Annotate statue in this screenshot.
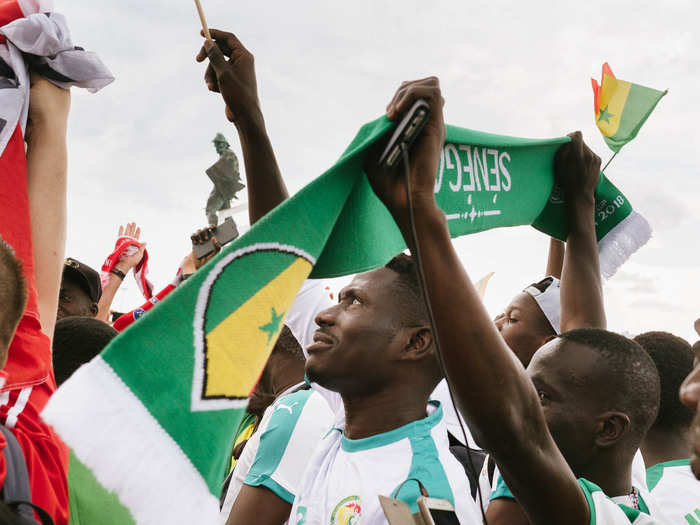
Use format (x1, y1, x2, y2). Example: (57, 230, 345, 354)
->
(205, 133, 246, 226)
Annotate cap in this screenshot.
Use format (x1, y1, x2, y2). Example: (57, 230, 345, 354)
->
(212, 133, 229, 147)
(63, 258, 102, 303)
(524, 276, 561, 335)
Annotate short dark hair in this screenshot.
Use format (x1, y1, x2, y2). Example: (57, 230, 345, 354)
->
(0, 239, 27, 352)
(559, 328, 660, 448)
(272, 325, 305, 361)
(634, 331, 694, 432)
(52, 317, 117, 385)
(384, 253, 428, 326)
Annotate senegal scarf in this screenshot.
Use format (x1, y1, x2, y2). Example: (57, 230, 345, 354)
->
(42, 116, 650, 525)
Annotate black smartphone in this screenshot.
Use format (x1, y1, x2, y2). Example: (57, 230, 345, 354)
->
(378, 98, 431, 170)
(192, 217, 239, 260)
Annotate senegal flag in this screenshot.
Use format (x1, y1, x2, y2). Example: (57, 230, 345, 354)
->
(591, 62, 666, 153)
(42, 115, 649, 525)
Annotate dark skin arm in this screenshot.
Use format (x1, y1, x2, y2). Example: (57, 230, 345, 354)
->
(197, 30, 288, 225)
(225, 485, 291, 525)
(487, 498, 531, 525)
(545, 238, 565, 279)
(557, 133, 605, 332)
(365, 78, 589, 525)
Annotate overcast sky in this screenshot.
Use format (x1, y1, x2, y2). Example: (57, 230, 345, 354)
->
(58, 0, 698, 341)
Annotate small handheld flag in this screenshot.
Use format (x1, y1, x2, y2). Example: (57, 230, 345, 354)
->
(591, 62, 667, 153)
(194, 0, 211, 40)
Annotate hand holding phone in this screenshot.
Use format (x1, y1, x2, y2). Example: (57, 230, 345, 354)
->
(417, 497, 460, 525)
(192, 217, 239, 260)
(378, 98, 431, 170)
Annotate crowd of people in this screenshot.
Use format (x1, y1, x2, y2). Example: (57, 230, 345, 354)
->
(0, 22, 698, 525)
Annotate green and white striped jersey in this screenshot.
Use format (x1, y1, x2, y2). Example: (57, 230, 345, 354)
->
(646, 459, 700, 524)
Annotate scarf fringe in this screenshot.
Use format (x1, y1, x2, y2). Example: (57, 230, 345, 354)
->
(598, 210, 652, 279)
(41, 357, 219, 525)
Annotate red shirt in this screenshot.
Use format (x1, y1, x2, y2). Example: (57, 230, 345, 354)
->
(0, 124, 69, 524)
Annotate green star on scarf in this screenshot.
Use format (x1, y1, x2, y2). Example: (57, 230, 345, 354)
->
(598, 105, 614, 123)
(259, 306, 285, 343)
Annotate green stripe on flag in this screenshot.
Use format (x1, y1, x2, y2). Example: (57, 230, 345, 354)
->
(604, 83, 666, 152)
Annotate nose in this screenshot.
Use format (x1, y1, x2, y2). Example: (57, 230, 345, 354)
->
(494, 313, 505, 332)
(314, 303, 338, 328)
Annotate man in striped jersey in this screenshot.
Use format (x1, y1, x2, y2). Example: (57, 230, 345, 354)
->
(365, 77, 670, 524)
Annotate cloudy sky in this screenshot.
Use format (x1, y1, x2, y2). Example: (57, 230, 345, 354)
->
(58, 0, 698, 341)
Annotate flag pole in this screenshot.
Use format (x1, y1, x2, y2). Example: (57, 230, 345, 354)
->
(602, 151, 618, 172)
(194, 0, 212, 40)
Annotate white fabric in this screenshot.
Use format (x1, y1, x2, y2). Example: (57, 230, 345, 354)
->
(631, 449, 648, 491)
(219, 388, 333, 524)
(289, 402, 481, 525)
(524, 276, 561, 334)
(647, 461, 700, 524)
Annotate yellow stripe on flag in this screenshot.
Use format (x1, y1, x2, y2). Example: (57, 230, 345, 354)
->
(597, 75, 631, 137)
(203, 257, 313, 398)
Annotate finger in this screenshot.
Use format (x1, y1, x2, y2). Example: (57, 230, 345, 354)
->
(204, 63, 220, 93)
(390, 82, 441, 120)
(204, 40, 229, 76)
(211, 237, 222, 252)
(387, 77, 439, 118)
(209, 29, 246, 54)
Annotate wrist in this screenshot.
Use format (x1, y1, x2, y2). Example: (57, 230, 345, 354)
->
(110, 267, 126, 281)
(113, 262, 131, 274)
(234, 106, 265, 134)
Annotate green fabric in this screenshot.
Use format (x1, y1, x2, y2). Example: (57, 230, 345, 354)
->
(48, 116, 646, 521)
(646, 458, 690, 491)
(67, 450, 135, 525)
(489, 473, 514, 501)
(604, 83, 666, 153)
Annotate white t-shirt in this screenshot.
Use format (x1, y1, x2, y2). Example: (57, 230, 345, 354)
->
(219, 386, 333, 522)
(289, 401, 482, 525)
(646, 459, 700, 524)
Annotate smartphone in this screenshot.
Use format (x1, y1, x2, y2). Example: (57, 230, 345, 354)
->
(192, 217, 239, 259)
(417, 497, 460, 525)
(378, 98, 431, 170)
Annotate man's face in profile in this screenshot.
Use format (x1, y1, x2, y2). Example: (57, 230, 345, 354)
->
(305, 268, 403, 397)
(57, 277, 96, 320)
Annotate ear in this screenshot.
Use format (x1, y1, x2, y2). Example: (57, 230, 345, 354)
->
(90, 302, 99, 317)
(593, 411, 630, 448)
(399, 327, 434, 361)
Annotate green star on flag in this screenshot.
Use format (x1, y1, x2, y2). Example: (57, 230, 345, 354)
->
(598, 105, 613, 123)
(260, 307, 285, 343)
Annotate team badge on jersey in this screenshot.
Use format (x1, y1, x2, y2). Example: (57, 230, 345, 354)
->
(330, 496, 362, 524)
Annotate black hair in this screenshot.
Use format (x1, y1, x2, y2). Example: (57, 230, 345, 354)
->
(271, 325, 305, 361)
(0, 239, 27, 352)
(52, 316, 118, 385)
(559, 328, 660, 448)
(634, 331, 694, 432)
(384, 253, 428, 326)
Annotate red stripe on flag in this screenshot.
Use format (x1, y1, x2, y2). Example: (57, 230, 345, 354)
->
(0, 0, 23, 27)
(591, 78, 600, 115)
(602, 62, 615, 80)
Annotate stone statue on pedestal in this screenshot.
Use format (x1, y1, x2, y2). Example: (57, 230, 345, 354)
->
(205, 133, 245, 226)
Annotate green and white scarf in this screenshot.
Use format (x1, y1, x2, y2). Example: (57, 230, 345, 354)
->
(42, 116, 650, 525)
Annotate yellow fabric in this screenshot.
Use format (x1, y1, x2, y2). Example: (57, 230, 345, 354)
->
(204, 258, 312, 398)
(229, 422, 255, 472)
(597, 75, 631, 137)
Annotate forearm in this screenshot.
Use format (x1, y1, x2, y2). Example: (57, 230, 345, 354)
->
(26, 123, 68, 338)
(236, 112, 288, 225)
(96, 274, 123, 322)
(400, 201, 545, 451)
(560, 197, 605, 332)
(545, 238, 565, 279)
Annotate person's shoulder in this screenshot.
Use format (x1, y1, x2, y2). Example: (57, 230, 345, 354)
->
(577, 479, 662, 524)
(646, 459, 692, 492)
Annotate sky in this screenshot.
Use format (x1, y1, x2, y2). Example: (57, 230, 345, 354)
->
(58, 0, 699, 341)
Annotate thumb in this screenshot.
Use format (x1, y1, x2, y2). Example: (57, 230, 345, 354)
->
(205, 40, 228, 74)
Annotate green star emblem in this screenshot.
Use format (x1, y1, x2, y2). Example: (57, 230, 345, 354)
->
(598, 105, 614, 124)
(259, 306, 285, 343)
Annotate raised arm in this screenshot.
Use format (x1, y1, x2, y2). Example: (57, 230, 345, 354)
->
(25, 75, 71, 338)
(365, 79, 588, 525)
(557, 133, 605, 332)
(545, 238, 565, 279)
(197, 30, 288, 225)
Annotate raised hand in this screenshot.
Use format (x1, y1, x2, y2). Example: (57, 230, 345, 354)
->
(554, 131, 601, 202)
(182, 226, 222, 275)
(364, 77, 446, 235)
(196, 29, 261, 127)
(115, 222, 146, 274)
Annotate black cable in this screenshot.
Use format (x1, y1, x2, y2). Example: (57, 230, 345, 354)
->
(399, 143, 488, 524)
